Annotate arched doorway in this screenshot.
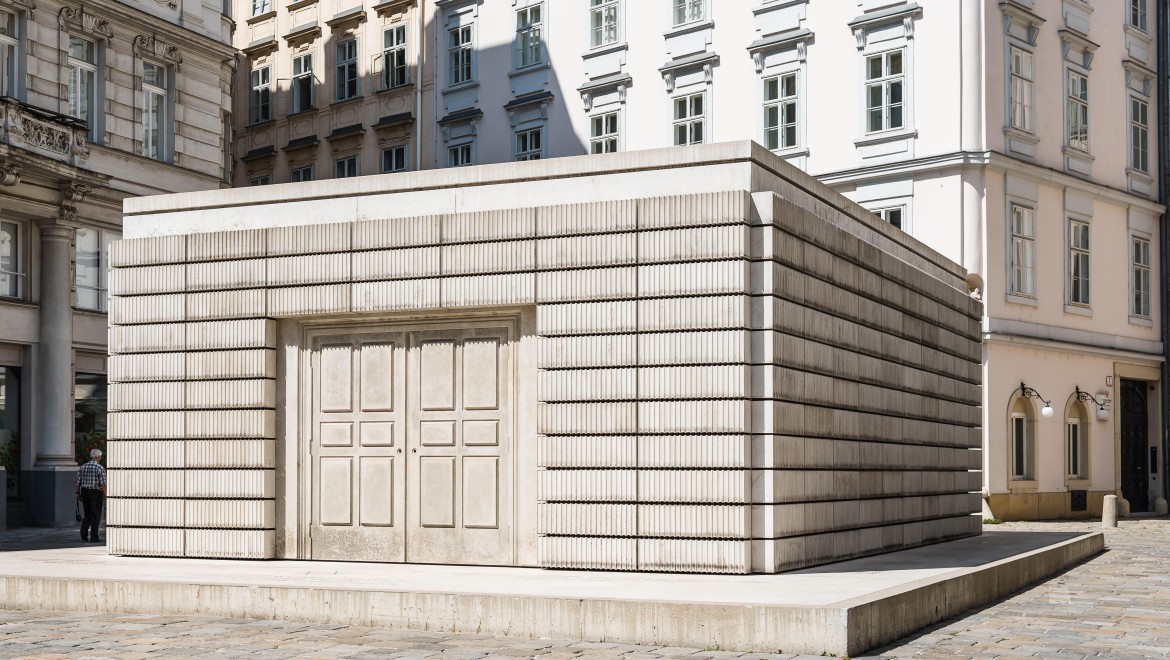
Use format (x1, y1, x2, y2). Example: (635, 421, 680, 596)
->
(1120, 379, 1149, 513)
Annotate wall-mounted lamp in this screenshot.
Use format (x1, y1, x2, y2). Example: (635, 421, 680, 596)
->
(1019, 381, 1054, 417)
(1075, 386, 1109, 421)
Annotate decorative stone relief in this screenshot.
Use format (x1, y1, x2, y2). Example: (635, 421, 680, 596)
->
(58, 6, 114, 45)
(133, 34, 184, 70)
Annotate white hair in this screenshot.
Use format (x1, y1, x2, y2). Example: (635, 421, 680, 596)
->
(90, 448, 103, 459)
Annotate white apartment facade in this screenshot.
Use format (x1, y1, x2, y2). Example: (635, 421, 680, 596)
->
(0, 0, 235, 527)
(231, 0, 1165, 519)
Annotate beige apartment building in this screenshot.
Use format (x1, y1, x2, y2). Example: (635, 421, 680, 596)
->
(0, 0, 234, 527)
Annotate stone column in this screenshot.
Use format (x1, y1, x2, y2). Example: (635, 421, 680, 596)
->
(29, 220, 77, 527)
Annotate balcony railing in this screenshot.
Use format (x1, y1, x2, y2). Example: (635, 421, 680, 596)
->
(0, 96, 91, 167)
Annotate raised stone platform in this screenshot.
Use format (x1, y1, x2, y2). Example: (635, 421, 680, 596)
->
(0, 526, 1103, 656)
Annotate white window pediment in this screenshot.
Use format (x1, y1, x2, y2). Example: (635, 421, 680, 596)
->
(848, 2, 920, 50)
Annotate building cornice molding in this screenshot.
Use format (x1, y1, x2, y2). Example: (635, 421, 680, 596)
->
(983, 323, 1164, 364)
(57, 5, 114, 45)
(133, 33, 184, 70)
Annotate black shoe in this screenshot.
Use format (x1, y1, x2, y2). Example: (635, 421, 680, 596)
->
(90, 537, 104, 543)
(81, 534, 89, 542)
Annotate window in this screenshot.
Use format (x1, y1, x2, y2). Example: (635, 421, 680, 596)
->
(381, 145, 407, 173)
(382, 26, 408, 89)
(0, 365, 20, 498)
(1010, 204, 1036, 297)
(250, 66, 271, 123)
(68, 36, 98, 140)
(515, 128, 542, 161)
(251, 0, 269, 16)
(0, 220, 21, 298)
(248, 175, 271, 186)
(141, 62, 168, 161)
(335, 155, 358, 178)
(290, 164, 314, 182)
(1067, 419, 1083, 479)
(1011, 413, 1028, 479)
(448, 143, 472, 167)
(590, 0, 618, 48)
(448, 25, 473, 85)
(516, 5, 543, 68)
(764, 73, 797, 150)
(291, 53, 313, 113)
(1009, 46, 1033, 132)
(1066, 71, 1088, 151)
(673, 92, 704, 145)
(1131, 98, 1149, 174)
(336, 39, 358, 101)
(590, 111, 619, 154)
(73, 372, 107, 466)
(75, 226, 118, 312)
(865, 49, 904, 133)
(1068, 219, 1090, 306)
(672, 0, 704, 27)
(0, 10, 18, 99)
(1130, 0, 1147, 31)
(1133, 236, 1151, 318)
(874, 206, 905, 231)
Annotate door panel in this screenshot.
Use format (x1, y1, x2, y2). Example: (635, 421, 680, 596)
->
(1120, 379, 1149, 513)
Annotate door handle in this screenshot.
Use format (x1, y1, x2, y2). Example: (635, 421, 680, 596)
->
(412, 448, 417, 453)
(397, 448, 402, 454)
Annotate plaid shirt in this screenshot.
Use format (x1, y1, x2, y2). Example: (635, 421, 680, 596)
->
(76, 460, 106, 490)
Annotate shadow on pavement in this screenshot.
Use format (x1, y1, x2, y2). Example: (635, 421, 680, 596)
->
(0, 524, 106, 551)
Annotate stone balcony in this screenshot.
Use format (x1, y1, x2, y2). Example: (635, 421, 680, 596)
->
(0, 96, 91, 168)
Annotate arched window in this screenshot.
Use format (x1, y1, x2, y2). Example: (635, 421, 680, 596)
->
(1066, 399, 1089, 480)
(1009, 396, 1035, 480)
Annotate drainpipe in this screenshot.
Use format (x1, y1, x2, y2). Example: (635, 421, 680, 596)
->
(1159, 0, 1170, 503)
(415, 0, 424, 171)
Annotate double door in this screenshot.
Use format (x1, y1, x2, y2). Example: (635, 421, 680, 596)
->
(309, 324, 513, 565)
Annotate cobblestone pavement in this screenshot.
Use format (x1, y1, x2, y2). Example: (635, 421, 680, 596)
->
(0, 519, 1167, 659)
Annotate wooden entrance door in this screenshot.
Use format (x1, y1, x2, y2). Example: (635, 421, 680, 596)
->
(1120, 379, 1149, 513)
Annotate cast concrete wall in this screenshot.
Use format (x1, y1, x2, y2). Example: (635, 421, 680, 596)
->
(109, 143, 982, 572)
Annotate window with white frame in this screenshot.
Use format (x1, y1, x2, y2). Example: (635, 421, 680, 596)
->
(864, 49, 904, 133)
(448, 25, 473, 85)
(382, 25, 408, 89)
(671, 0, 704, 27)
(1009, 46, 1034, 132)
(590, 0, 618, 48)
(590, 111, 619, 154)
(1131, 97, 1149, 174)
(1067, 417, 1084, 479)
(290, 164, 313, 182)
(1011, 412, 1029, 479)
(1010, 204, 1036, 297)
(249, 174, 271, 186)
(0, 10, 18, 99)
(75, 226, 118, 312)
(291, 53, 313, 113)
(251, 0, 269, 16)
(336, 39, 358, 101)
(335, 155, 358, 178)
(515, 4, 543, 69)
(874, 206, 905, 231)
(1132, 235, 1151, 318)
(1068, 219, 1090, 306)
(0, 220, 22, 299)
(68, 36, 98, 140)
(1130, 0, 1147, 31)
(515, 127, 542, 161)
(1066, 70, 1089, 151)
(141, 62, 168, 161)
(448, 142, 473, 167)
(250, 65, 271, 123)
(764, 72, 797, 150)
(673, 92, 704, 145)
(381, 145, 407, 172)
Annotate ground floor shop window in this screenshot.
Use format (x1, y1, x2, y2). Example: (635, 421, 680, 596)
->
(74, 372, 106, 465)
(0, 366, 19, 498)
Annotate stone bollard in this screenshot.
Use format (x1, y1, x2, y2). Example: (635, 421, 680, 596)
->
(1119, 497, 1131, 518)
(1156, 497, 1169, 516)
(1102, 494, 1118, 528)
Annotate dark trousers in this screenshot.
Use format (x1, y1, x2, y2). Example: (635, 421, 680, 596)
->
(80, 488, 104, 540)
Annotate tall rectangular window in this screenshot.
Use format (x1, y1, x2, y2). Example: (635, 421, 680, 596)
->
(764, 73, 797, 150)
(515, 5, 543, 69)
(291, 53, 313, 113)
(382, 26, 407, 89)
(1130, 0, 1147, 31)
(75, 226, 118, 312)
(1131, 97, 1149, 173)
(334, 155, 358, 178)
(1010, 204, 1036, 297)
(0, 220, 21, 298)
(448, 25, 473, 85)
(1012, 414, 1027, 479)
(590, 0, 618, 48)
(251, 0, 269, 16)
(1133, 236, 1151, 318)
(673, 92, 704, 145)
(142, 62, 167, 161)
(515, 128, 542, 161)
(672, 0, 704, 27)
(336, 39, 358, 101)
(1009, 46, 1033, 132)
(590, 111, 618, 154)
(0, 10, 17, 99)
(1067, 71, 1089, 151)
(448, 143, 472, 167)
(865, 49, 904, 133)
(290, 164, 313, 182)
(249, 175, 271, 186)
(0, 366, 20, 498)
(68, 36, 97, 140)
(1067, 420, 1082, 479)
(1069, 219, 1090, 306)
(250, 66, 271, 123)
(381, 145, 407, 172)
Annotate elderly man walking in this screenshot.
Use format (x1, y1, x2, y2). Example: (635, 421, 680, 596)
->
(75, 449, 106, 543)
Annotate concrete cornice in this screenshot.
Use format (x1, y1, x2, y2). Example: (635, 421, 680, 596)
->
(984, 317, 1164, 362)
(64, 0, 236, 62)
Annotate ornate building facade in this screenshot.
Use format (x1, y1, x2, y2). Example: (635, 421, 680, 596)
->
(0, 0, 234, 526)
